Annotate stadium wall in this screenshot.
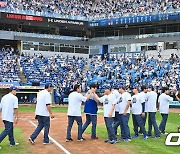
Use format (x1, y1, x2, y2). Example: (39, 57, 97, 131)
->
(22, 50, 89, 58)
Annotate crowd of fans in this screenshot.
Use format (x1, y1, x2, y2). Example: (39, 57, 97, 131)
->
(88, 54, 179, 93)
(0, 47, 179, 103)
(1, 0, 179, 19)
(0, 47, 20, 82)
(20, 53, 87, 103)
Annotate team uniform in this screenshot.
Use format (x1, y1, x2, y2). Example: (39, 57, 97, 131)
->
(146, 91, 160, 137)
(0, 93, 18, 145)
(118, 92, 131, 141)
(138, 91, 147, 133)
(131, 93, 148, 139)
(82, 90, 98, 139)
(66, 91, 87, 140)
(99, 93, 117, 143)
(111, 89, 121, 135)
(158, 93, 173, 134)
(30, 89, 52, 144)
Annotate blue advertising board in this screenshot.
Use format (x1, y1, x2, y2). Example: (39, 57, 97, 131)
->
(88, 12, 180, 27)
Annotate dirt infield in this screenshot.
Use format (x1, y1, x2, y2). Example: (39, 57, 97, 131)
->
(169, 108, 180, 113)
(0, 113, 130, 154)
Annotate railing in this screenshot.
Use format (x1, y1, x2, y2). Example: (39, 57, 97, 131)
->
(89, 32, 180, 42)
(0, 30, 84, 41)
(0, 7, 179, 21)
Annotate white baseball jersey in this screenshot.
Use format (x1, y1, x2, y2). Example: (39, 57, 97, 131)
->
(0, 93, 18, 122)
(131, 93, 144, 115)
(158, 93, 173, 114)
(111, 89, 121, 112)
(68, 91, 87, 116)
(118, 92, 131, 114)
(146, 91, 157, 112)
(139, 91, 147, 112)
(35, 89, 51, 116)
(99, 93, 117, 117)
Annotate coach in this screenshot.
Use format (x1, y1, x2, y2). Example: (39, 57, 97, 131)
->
(29, 83, 54, 145)
(66, 84, 94, 142)
(0, 86, 19, 148)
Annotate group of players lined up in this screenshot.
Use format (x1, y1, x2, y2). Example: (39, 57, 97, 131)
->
(66, 83, 180, 144)
(0, 83, 180, 148)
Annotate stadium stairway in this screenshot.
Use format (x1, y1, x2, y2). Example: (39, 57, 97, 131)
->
(17, 60, 28, 83)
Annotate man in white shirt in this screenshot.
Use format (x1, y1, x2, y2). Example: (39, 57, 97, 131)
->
(94, 85, 117, 144)
(112, 85, 121, 136)
(66, 84, 94, 142)
(131, 86, 148, 140)
(158, 87, 173, 134)
(118, 85, 131, 142)
(146, 85, 160, 138)
(29, 83, 54, 145)
(0, 86, 19, 148)
(139, 85, 147, 134)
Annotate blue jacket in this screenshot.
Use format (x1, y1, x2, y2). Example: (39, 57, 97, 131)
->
(84, 99, 98, 115)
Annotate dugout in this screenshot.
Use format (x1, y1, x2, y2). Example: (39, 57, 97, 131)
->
(0, 83, 54, 104)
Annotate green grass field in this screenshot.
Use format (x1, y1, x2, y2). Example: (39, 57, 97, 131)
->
(0, 128, 31, 154)
(85, 112, 180, 154)
(2, 106, 180, 154)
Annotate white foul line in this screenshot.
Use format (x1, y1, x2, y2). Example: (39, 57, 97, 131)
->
(29, 120, 71, 154)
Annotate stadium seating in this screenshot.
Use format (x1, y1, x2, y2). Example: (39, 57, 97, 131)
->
(0, 48, 20, 82)
(20, 54, 86, 90)
(88, 55, 180, 91)
(1, 0, 179, 19)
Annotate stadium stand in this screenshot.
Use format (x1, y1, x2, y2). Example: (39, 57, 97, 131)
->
(88, 54, 180, 92)
(20, 53, 87, 90)
(0, 0, 179, 19)
(0, 47, 20, 82)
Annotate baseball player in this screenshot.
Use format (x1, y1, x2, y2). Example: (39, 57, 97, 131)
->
(112, 85, 121, 136)
(131, 86, 148, 140)
(0, 86, 19, 148)
(158, 87, 173, 134)
(139, 85, 148, 134)
(82, 83, 98, 139)
(117, 85, 131, 142)
(66, 84, 94, 142)
(94, 85, 117, 144)
(146, 85, 160, 138)
(29, 83, 54, 145)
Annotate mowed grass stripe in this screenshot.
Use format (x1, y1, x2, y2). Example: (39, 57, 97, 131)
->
(0, 128, 31, 154)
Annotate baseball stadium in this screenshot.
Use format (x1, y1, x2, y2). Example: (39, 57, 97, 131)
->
(0, 0, 179, 154)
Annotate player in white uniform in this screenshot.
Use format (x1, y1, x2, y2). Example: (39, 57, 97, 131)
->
(139, 85, 147, 134)
(112, 85, 121, 136)
(94, 85, 117, 144)
(158, 87, 173, 134)
(117, 86, 131, 142)
(0, 86, 19, 148)
(146, 85, 160, 138)
(66, 84, 94, 142)
(29, 83, 54, 145)
(131, 86, 148, 140)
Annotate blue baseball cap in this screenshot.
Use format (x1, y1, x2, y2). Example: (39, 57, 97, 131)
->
(104, 85, 111, 90)
(9, 86, 18, 91)
(45, 83, 53, 89)
(148, 84, 153, 89)
(119, 85, 126, 90)
(132, 85, 140, 91)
